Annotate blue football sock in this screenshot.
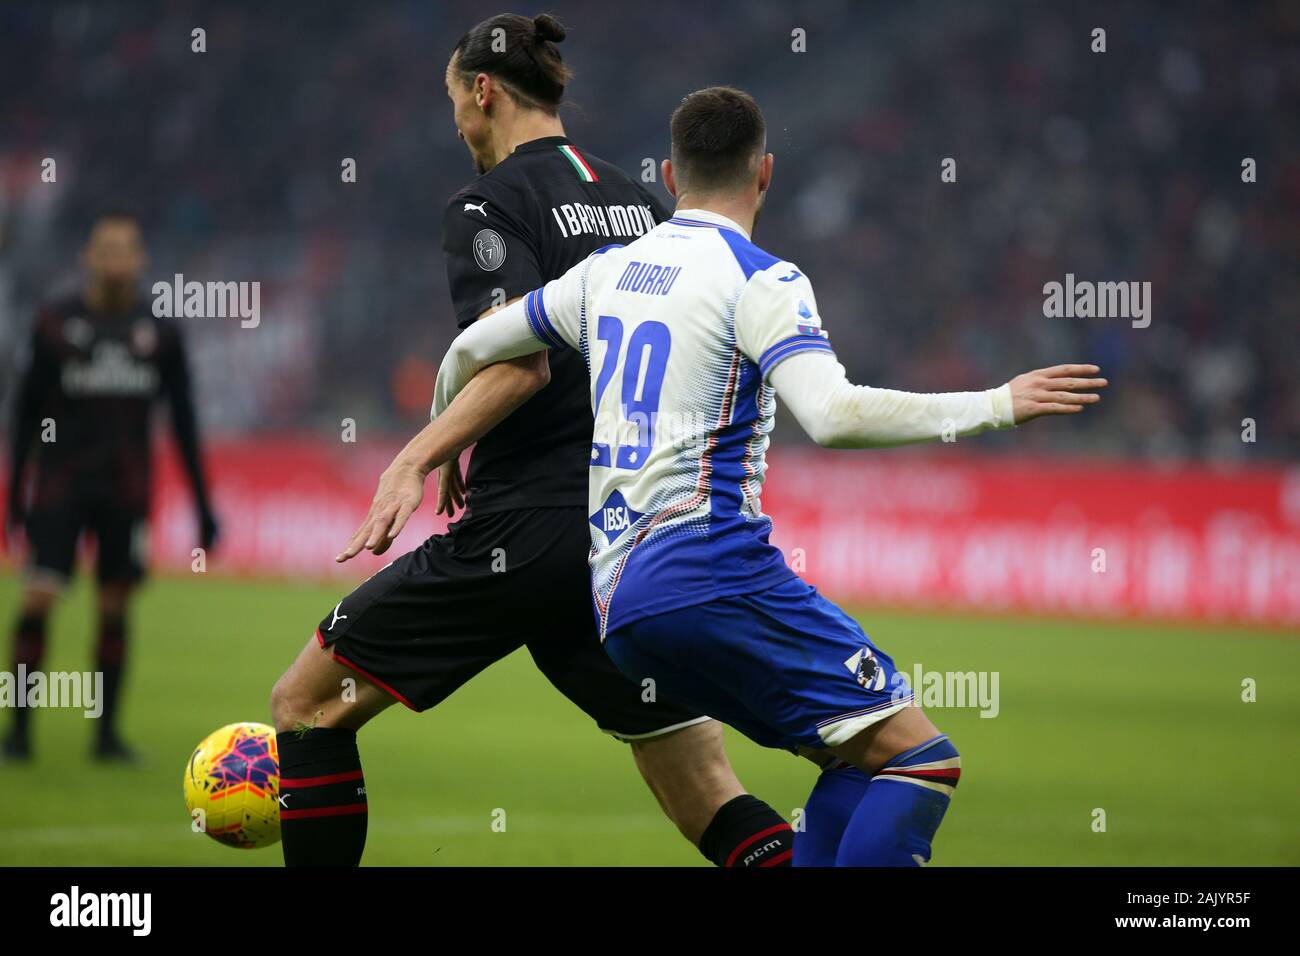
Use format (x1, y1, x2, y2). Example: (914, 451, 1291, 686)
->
(835, 734, 962, 866)
(794, 761, 872, 866)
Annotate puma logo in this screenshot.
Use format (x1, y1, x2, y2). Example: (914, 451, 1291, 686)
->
(328, 602, 348, 631)
(464, 201, 489, 217)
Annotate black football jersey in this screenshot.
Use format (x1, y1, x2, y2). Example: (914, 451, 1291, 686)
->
(442, 135, 670, 515)
(9, 295, 197, 511)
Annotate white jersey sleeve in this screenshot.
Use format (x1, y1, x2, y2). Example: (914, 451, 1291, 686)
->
(733, 261, 835, 381)
(770, 351, 1015, 447)
(524, 259, 586, 352)
(430, 257, 590, 419)
(430, 297, 542, 418)
(733, 259, 1015, 447)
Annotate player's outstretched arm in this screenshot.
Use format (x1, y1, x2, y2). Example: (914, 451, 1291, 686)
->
(429, 356, 550, 518)
(770, 352, 1106, 448)
(335, 296, 549, 563)
(334, 421, 445, 563)
(431, 297, 553, 519)
(334, 364, 549, 562)
(429, 296, 547, 418)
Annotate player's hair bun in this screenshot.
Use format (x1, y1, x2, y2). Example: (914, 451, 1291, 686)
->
(533, 14, 566, 43)
(455, 13, 571, 112)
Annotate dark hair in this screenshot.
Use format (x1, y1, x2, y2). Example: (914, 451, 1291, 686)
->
(87, 205, 142, 233)
(669, 87, 766, 193)
(452, 13, 572, 115)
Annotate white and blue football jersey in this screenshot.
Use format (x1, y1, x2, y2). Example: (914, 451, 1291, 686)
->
(521, 208, 836, 637)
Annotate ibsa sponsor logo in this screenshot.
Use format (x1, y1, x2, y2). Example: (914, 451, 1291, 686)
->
(589, 489, 643, 542)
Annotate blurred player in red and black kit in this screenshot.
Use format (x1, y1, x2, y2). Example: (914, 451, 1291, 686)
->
(3, 210, 218, 762)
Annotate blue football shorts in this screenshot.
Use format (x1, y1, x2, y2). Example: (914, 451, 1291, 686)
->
(602, 576, 915, 751)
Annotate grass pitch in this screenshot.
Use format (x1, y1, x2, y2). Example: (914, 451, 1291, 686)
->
(0, 572, 1295, 866)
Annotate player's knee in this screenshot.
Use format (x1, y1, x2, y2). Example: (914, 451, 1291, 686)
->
(920, 733, 960, 770)
(96, 583, 133, 617)
(878, 732, 962, 795)
(269, 668, 323, 733)
(20, 587, 57, 616)
(268, 674, 295, 732)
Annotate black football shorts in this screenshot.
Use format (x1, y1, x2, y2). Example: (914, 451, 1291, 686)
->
(25, 498, 148, 586)
(316, 506, 710, 741)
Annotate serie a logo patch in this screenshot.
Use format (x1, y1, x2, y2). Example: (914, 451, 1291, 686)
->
(795, 299, 826, 337)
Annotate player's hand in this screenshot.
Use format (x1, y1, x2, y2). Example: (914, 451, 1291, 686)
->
(198, 507, 220, 552)
(1008, 365, 1108, 424)
(337, 462, 426, 562)
(435, 459, 467, 518)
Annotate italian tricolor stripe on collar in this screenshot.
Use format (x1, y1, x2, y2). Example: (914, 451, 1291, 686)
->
(558, 144, 599, 182)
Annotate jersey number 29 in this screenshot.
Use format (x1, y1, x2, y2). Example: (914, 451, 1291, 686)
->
(591, 314, 671, 470)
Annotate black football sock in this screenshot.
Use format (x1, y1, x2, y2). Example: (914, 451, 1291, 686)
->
(94, 611, 127, 745)
(698, 794, 794, 867)
(276, 727, 368, 866)
(9, 611, 49, 744)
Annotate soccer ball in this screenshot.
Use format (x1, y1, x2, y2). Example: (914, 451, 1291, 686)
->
(183, 721, 281, 849)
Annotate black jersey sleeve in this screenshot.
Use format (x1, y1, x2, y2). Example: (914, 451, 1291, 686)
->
(6, 312, 57, 515)
(442, 189, 545, 329)
(157, 322, 211, 515)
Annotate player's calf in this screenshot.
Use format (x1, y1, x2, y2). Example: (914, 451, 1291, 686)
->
(794, 760, 872, 866)
(92, 581, 134, 760)
(629, 720, 742, 843)
(269, 634, 393, 866)
(3, 591, 54, 759)
(827, 708, 962, 866)
(630, 720, 795, 867)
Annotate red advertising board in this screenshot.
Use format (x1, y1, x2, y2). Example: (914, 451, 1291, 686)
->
(8, 437, 1299, 627)
(762, 451, 1300, 627)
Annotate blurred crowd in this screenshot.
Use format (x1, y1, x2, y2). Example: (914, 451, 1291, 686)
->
(1, 0, 1296, 461)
